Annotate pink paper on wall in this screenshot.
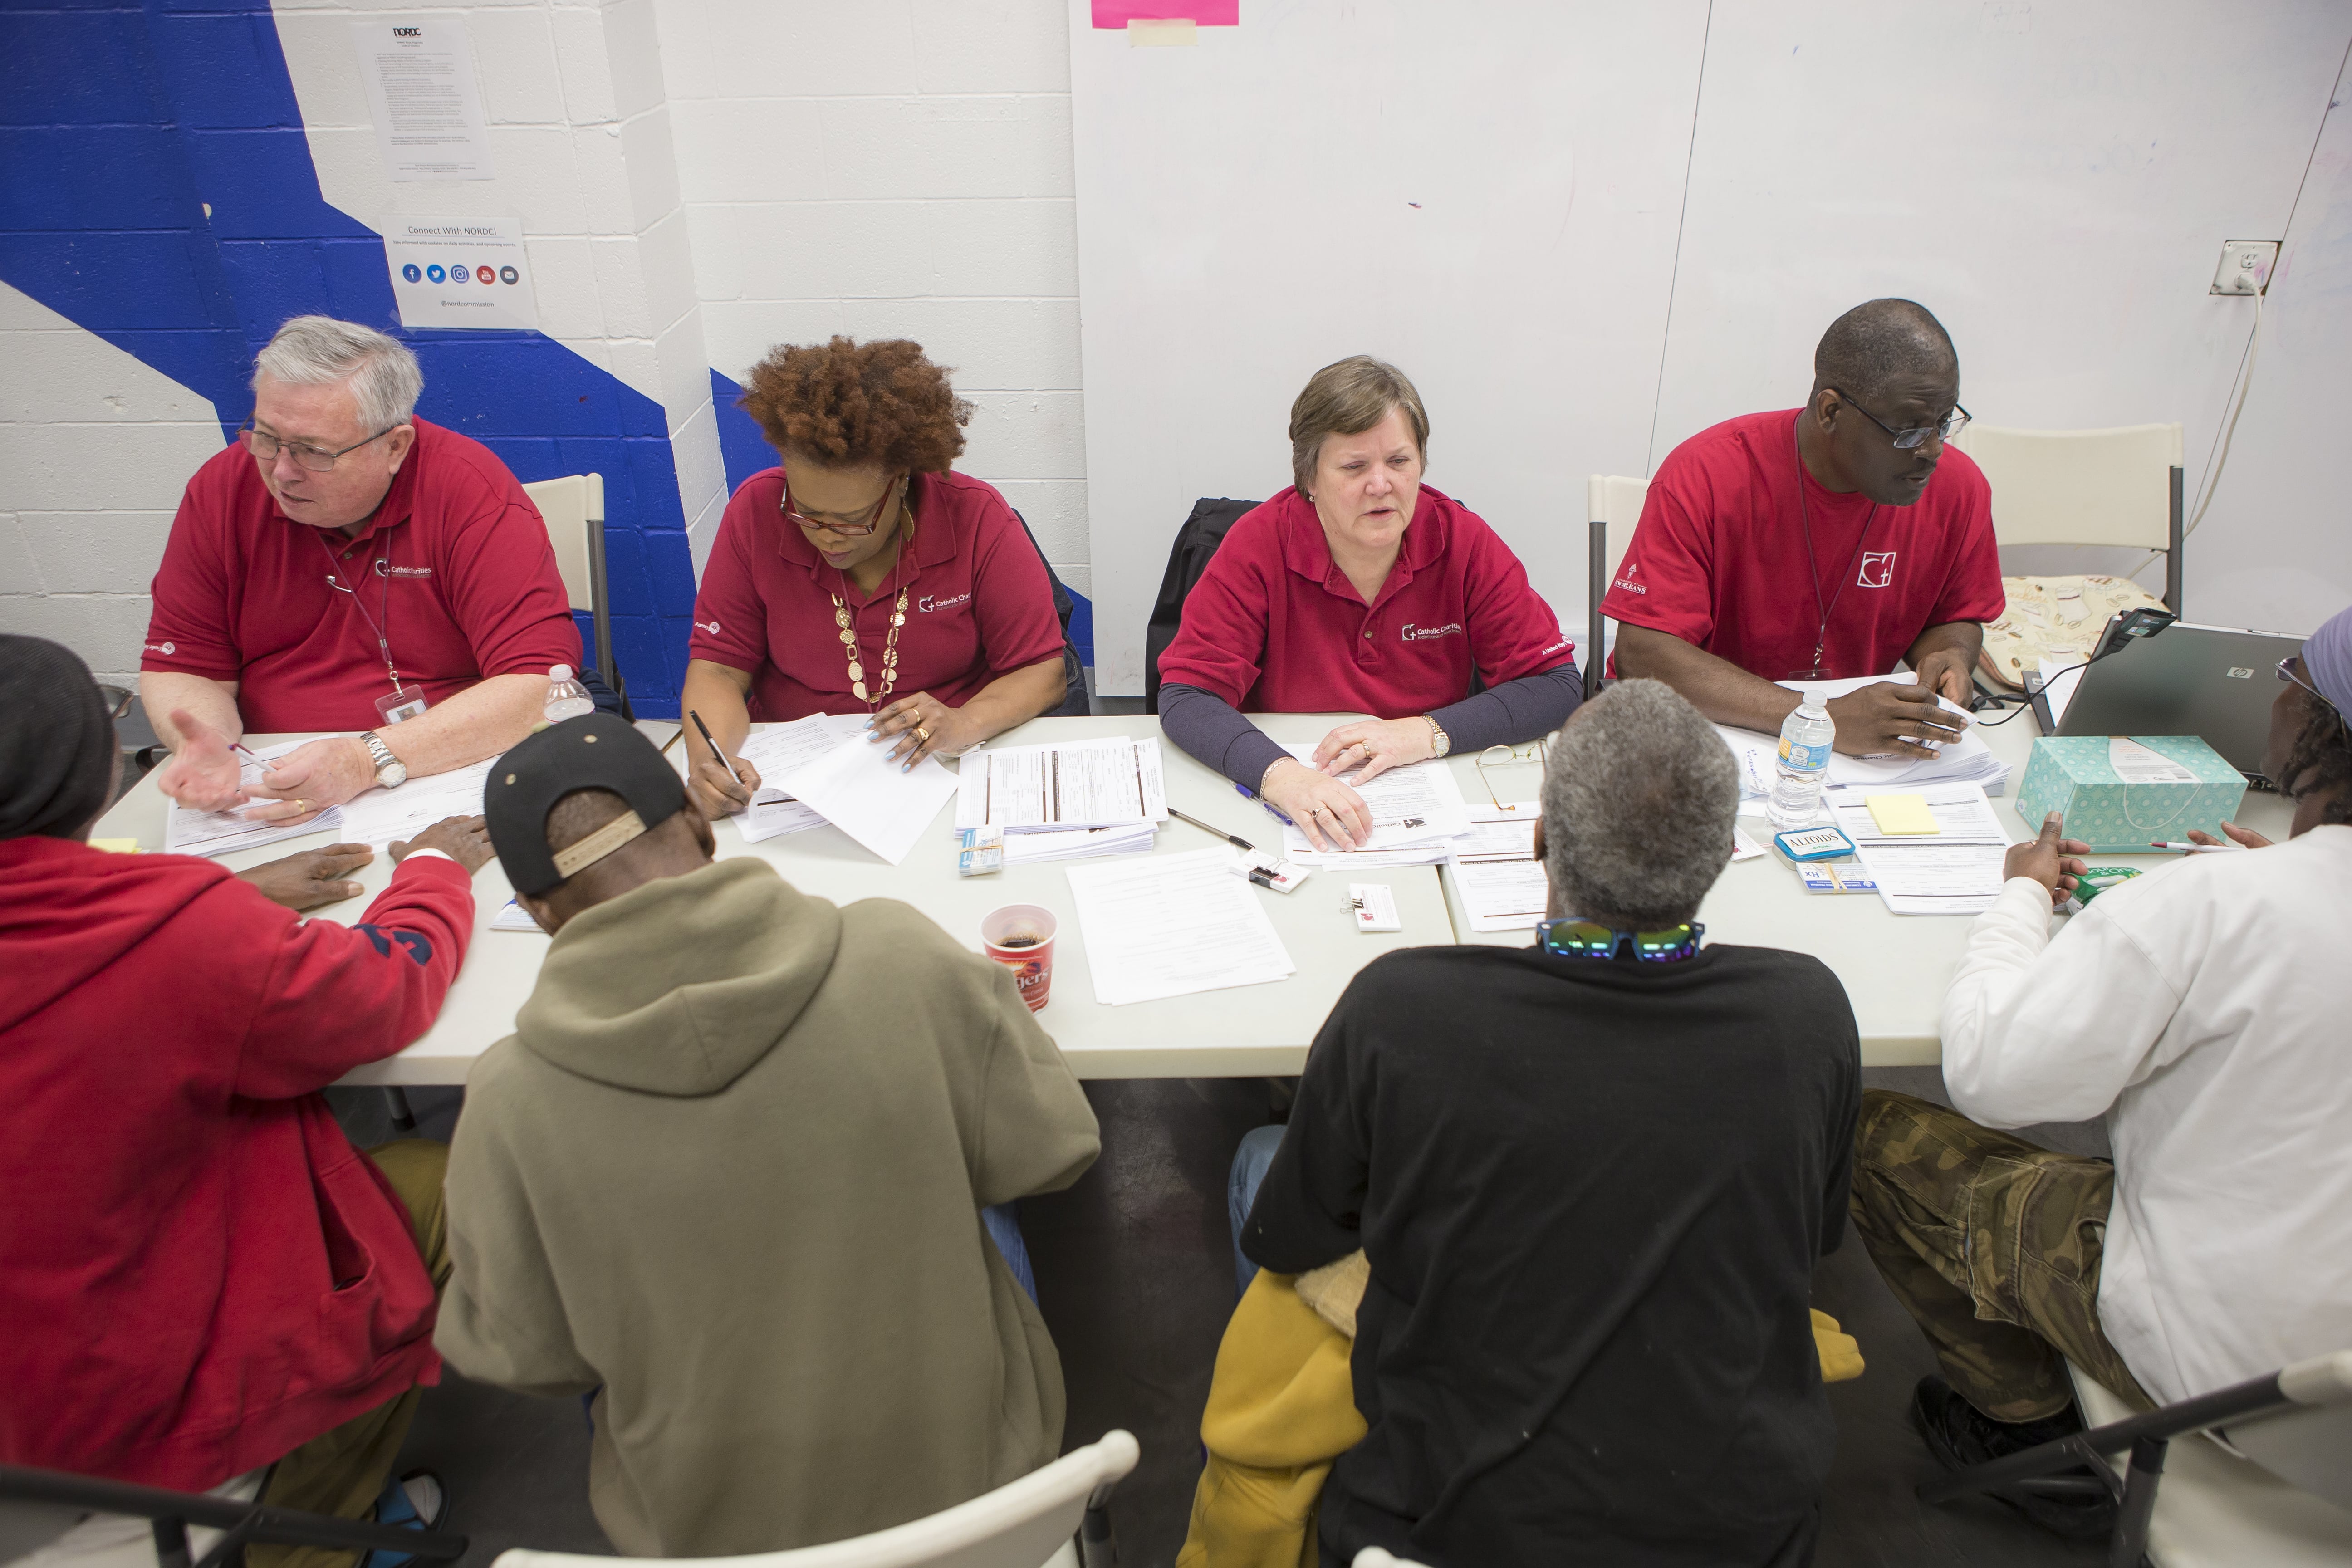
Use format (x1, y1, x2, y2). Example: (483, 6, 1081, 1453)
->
(1092, 1, 1238, 25)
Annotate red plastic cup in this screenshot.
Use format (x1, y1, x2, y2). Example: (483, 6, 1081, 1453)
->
(981, 904, 1057, 1012)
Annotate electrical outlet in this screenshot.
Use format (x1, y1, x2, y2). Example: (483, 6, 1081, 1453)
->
(2212, 239, 2279, 296)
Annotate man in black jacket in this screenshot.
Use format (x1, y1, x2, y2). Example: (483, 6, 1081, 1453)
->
(1238, 678, 1860, 1567)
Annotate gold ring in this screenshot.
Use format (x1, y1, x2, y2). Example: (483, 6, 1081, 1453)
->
(295, 798, 310, 813)
(916, 725, 932, 743)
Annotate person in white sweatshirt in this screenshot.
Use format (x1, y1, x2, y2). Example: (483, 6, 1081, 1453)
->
(1851, 603, 2352, 1540)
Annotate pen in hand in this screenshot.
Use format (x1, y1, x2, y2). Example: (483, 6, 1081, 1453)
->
(687, 710, 745, 788)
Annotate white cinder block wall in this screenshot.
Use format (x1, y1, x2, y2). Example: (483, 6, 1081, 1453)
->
(276, 0, 732, 552)
(653, 0, 1091, 594)
(0, 284, 227, 689)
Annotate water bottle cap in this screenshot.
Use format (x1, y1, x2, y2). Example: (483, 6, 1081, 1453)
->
(549, 664, 573, 681)
(1798, 686, 1828, 712)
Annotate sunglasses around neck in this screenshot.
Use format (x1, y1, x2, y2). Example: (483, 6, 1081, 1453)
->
(1535, 918, 1705, 963)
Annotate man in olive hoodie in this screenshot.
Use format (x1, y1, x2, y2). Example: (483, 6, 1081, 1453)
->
(435, 714, 1101, 1555)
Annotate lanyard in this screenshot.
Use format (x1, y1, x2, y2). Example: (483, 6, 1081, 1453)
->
(1792, 416, 1879, 679)
(318, 532, 409, 696)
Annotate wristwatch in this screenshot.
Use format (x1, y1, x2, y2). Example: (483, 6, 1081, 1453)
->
(360, 730, 407, 789)
(1423, 716, 1451, 759)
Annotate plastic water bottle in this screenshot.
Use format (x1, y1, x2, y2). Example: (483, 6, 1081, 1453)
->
(543, 664, 593, 724)
(1767, 688, 1835, 830)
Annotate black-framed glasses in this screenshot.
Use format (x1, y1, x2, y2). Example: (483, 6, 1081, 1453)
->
(784, 475, 903, 537)
(239, 420, 396, 473)
(1536, 918, 1705, 963)
(1830, 391, 1971, 451)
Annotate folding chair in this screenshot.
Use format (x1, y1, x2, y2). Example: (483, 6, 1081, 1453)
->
(1920, 1349, 2352, 1567)
(521, 474, 625, 711)
(1948, 423, 2186, 616)
(1583, 475, 1646, 700)
(492, 1429, 1139, 1568)
(0, 1462, 464, 1568)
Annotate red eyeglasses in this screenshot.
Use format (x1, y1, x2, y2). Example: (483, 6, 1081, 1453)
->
(782, 476, 904, 537)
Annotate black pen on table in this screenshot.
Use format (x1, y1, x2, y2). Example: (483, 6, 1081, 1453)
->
(686, 710, 745, 788)
(1169, 807, 1255, 853)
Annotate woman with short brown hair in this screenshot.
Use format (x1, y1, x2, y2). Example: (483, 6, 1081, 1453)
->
(1158, 355, 1582, 850)
(681, 337, 1069, 819)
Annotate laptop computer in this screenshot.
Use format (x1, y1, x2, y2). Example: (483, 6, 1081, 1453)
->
(2048, 621, 2305, 784)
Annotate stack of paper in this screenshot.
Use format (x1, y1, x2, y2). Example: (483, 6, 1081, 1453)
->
(956, 737, 1169, 832)
(340, 757, 495, 848)
(1066, 848, 1296, 1005)
(1002, 823, 1158, 863)
(1825, 782, 2014, 916)
(770, 727, 959, 866)
(735, 715, 869, 843)
(1716, 676, 2012, 800)
(163, 740, 346, 858)
(1277, 746, 1475, 866)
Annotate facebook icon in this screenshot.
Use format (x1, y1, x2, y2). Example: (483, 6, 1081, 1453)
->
(401, 263, 421, 283)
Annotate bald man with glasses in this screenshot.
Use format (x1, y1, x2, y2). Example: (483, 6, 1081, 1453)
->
(144, 316, 583, 827)
(1605, 298, 2005, 759)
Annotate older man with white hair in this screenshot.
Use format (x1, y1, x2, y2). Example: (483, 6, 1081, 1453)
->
(144, 315, 582, 823)
(1231, 680, 1862, 1568)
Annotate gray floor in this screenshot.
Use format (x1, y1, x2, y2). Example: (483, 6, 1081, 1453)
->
(365, 1069, 2112, 1568)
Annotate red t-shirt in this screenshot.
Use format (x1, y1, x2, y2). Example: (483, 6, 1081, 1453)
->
(1155, 486, 1575, 716)
(142, 420, 582, 731)
(689, 468, 1066, 721)
(1601, 409, 2005, 681)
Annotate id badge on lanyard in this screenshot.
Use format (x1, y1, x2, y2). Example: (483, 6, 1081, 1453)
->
(376, 684, 429, 725)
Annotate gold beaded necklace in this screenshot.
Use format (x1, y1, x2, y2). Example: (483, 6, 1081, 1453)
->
(832, 480, 912, 708)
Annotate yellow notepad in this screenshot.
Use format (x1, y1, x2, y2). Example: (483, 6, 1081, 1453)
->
(89, 838, 141, 854)
(1866, 794, 1940, 836)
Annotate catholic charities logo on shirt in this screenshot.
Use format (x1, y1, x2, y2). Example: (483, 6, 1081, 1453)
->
(1858, 551, 1897, 588)
(386, 564, 433, 578)
(1401, 622, 1463, 642)
(147, 642, 176, 656)
(918, 592, 971, 613)
(697, 618, 720, 636)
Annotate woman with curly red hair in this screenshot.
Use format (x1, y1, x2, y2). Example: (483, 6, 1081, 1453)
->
(681, 338, 1070, 818)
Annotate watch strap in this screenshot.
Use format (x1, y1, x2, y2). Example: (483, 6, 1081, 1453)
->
(1423, 716, 1450, 758)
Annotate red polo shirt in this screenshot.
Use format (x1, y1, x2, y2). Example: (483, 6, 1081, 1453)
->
(1155, 486, 1574, 716)
(689, 467, 1065, 721)
(1602, 409, 2005, 681)
(142, 420, 581, 732)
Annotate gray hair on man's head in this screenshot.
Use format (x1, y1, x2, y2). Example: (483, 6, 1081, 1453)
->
(251, 315, 423, 432)
(1540, 679, 1739, 930)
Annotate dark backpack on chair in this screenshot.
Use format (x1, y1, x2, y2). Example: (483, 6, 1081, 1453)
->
(1145, 497, 1259, 714)
(1010, 509, 1092, 717)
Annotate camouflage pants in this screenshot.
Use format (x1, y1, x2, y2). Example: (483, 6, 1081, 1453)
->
(1850, 1090, 2154, 1424)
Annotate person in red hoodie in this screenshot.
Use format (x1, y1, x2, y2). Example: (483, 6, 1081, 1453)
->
(0, 634, 494, 1568)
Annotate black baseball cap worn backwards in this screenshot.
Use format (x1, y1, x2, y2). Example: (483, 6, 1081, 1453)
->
(487, 712, 686, 897)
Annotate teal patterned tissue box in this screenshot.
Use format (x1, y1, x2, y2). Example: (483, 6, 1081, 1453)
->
(2014, 735, 2246, 851)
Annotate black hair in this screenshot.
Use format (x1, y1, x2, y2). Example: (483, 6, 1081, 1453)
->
(0, 635, 115, 841)
(1814, 298, 1958, 408)
(2283, 688, 2352, 827)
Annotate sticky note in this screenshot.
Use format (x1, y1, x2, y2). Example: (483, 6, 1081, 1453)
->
(1866, 794, 1940, 836)
(1094, 0, 1237, 24)
(90, 838, 140, 854)
(1129, 18, 1196, 44)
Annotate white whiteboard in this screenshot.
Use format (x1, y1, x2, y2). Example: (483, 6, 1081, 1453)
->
(1072, 0, 2352, 694)
(1068, 0, 1710, 693)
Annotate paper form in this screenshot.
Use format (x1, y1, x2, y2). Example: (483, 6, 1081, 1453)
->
(1827, 783, 2014, 916)
(1277, 745, 1473, 860)
(339, 757, 495, 848)
(1064, 848, 1296, 1006)
(954, 737, 1168, 831)
(1454, 811, 1538, 863)
(163, 739, 348, 858)
(771, 731, 958, 866)
(735, 715, 866, 843)
(491, 899, 544, 932)
(1454, 860, 1551, 932)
